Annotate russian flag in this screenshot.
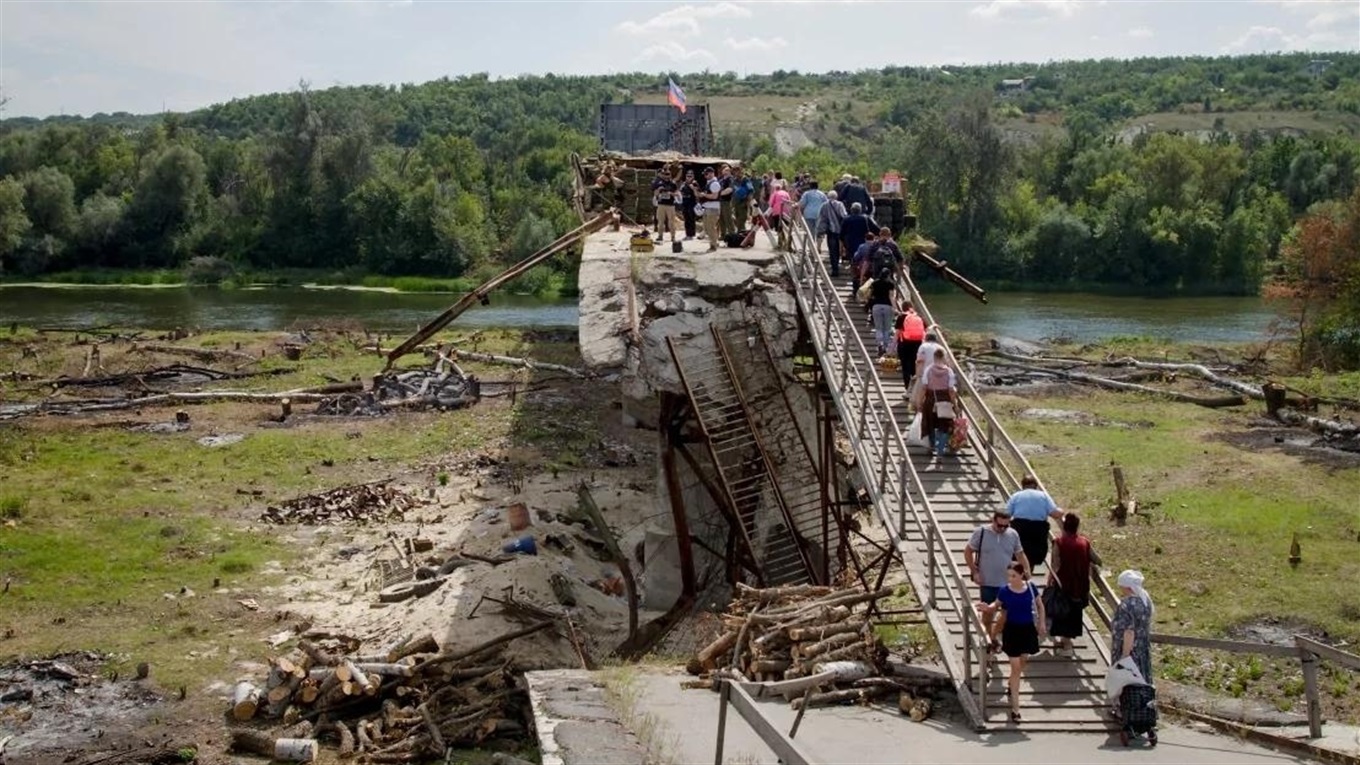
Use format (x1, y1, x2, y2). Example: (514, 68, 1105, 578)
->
(667, 77, 687, 114)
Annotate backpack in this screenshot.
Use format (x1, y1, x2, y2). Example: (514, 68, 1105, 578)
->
(870, 242, 896, 275)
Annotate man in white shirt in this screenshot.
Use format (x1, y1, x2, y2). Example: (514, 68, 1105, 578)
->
(700, 167, 723, 252)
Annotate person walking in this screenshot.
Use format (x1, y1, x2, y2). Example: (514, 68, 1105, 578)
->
(842, 203, 876, 295)
(981, 562, 1046, 723)
(1005, 475, 1064, 570)
(767, 180, 793, 251)
(1112, 570, 1155, 684)
(896, 304, 926, 392)
(912, 330, 943, 409)
(816, 190, 847, 276)
(867, 268, 896, 357)
(919, 347, 958, 458)
(1048, 512, 1100, 655)
(964, 511, 1030, 637)
(796, 180, 828, 251)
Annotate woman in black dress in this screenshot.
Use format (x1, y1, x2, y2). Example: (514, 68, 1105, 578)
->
(982, 562, 1046, 722)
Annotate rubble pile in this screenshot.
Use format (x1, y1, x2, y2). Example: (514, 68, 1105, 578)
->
(229, 628, 543, 762)
(316, 369, 479, 416)
(260, 484, 424, 526)
(685, 584, 942, 717)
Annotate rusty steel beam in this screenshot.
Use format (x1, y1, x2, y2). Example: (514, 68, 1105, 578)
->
(383, 210, 614, 368)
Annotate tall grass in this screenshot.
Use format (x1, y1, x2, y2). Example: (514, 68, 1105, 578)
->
(2, 269, 183, 286)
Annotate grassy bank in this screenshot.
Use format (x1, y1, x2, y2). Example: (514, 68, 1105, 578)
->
(982, 338, 1360, 717)
(1, 265, 577, 296)
(0, 326, 599, 693)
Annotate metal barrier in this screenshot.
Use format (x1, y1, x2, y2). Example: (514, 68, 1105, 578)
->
(779, 214, 995, 726)
(714, 679, 817, 765)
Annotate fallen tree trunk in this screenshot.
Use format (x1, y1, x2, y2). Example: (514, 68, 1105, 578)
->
(1106, 356, 1264, 400)
(1274, 408, 1360, 439)
(132, 342, 257, 364)
(11, 389, 337, 417)
(972, 358, 1246, 408)
(449, 349, 588, 379)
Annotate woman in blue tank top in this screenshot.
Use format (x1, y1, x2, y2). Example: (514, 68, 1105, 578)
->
(982, 562, 1047, 722)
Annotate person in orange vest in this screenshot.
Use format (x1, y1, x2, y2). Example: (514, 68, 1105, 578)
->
(895, 303, 926, 393)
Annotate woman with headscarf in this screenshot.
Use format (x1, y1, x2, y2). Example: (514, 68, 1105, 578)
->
(1112, 569, 1154, 684)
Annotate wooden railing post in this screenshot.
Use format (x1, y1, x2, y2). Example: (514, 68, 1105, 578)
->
(1297, 640, 1324, 739)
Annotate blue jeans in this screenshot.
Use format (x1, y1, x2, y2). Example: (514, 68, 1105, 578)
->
(933, 427, 952, 456)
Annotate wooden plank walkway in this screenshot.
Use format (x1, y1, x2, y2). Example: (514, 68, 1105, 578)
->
(780, 227, 1115, 732)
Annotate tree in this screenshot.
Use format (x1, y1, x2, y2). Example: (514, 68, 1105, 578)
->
(125, 145, 208, 267)
(0, 177, 32, 274)
(19, 166, 77, 241)
(1277, 190, 1360, 367)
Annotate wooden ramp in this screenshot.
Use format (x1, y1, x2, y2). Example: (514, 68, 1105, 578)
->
(779, 219, 1117, 732)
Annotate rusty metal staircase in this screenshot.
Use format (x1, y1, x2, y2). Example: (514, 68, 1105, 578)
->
(667, 329, 818, 587)
(715, 326, 843, 582)
(778, 215, 1117, 732)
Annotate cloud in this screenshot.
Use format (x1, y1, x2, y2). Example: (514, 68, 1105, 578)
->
(633, 42, 717, 65)
(1222, 15, 1356, 54)
(1128, 27, 1153, 39)
(969, 0, 1088, 20)
(1222, 25, 1301, 53)
(616, 2, 752, 36)
(725, 36, 788, 52)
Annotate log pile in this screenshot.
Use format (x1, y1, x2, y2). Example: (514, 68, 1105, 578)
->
(230, 625, 548, 763)
(683, 584, 950, 719)
(687, 584, 891, 687)
(685, 582, 952, 713)
(260, 483, 424, 525)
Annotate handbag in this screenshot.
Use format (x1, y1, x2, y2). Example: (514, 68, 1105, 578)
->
(934, 400, 955, 420)
(1043, 579, 1072, 622)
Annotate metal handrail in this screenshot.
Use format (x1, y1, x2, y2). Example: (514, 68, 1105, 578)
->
(896, 263, 1121, 653)
(781, 214, 995, 722)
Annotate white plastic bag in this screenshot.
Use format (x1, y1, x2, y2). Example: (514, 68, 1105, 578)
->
(1105, 655, 1148, 702)
(907, 412, 928, 447)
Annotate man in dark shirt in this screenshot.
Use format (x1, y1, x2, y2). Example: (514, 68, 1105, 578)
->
(678, 169, 698, 240)
(841, 203, 876, 295)
(652, 167, 679, 243)
(840, 177, 874, 220)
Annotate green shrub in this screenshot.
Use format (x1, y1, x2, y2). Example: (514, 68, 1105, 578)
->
(183, 256, 236, 286)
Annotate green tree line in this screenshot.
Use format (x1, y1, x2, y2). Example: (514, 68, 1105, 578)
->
(1, 54, 1358, 295)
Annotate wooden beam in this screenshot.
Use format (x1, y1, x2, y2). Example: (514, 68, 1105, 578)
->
(1150, 633, 1297, 658)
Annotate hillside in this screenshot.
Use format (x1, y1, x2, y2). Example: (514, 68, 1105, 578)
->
(0, 53, 1358, 299)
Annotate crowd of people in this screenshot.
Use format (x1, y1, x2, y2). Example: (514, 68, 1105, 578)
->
(649, 160, 1156, 734)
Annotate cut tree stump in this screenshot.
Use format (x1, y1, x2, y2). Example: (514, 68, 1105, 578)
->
(231, 681, 261, 721)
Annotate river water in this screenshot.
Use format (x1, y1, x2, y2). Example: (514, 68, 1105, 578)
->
(0, 286, 1278, 344)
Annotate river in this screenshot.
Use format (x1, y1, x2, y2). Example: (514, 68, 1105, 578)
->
(0, 286, 1278, 344)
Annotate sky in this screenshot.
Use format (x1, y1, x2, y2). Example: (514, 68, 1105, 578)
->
(1, 0, 1357, 119)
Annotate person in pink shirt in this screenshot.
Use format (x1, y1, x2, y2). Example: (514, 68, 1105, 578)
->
(767, 181, 793, 251)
